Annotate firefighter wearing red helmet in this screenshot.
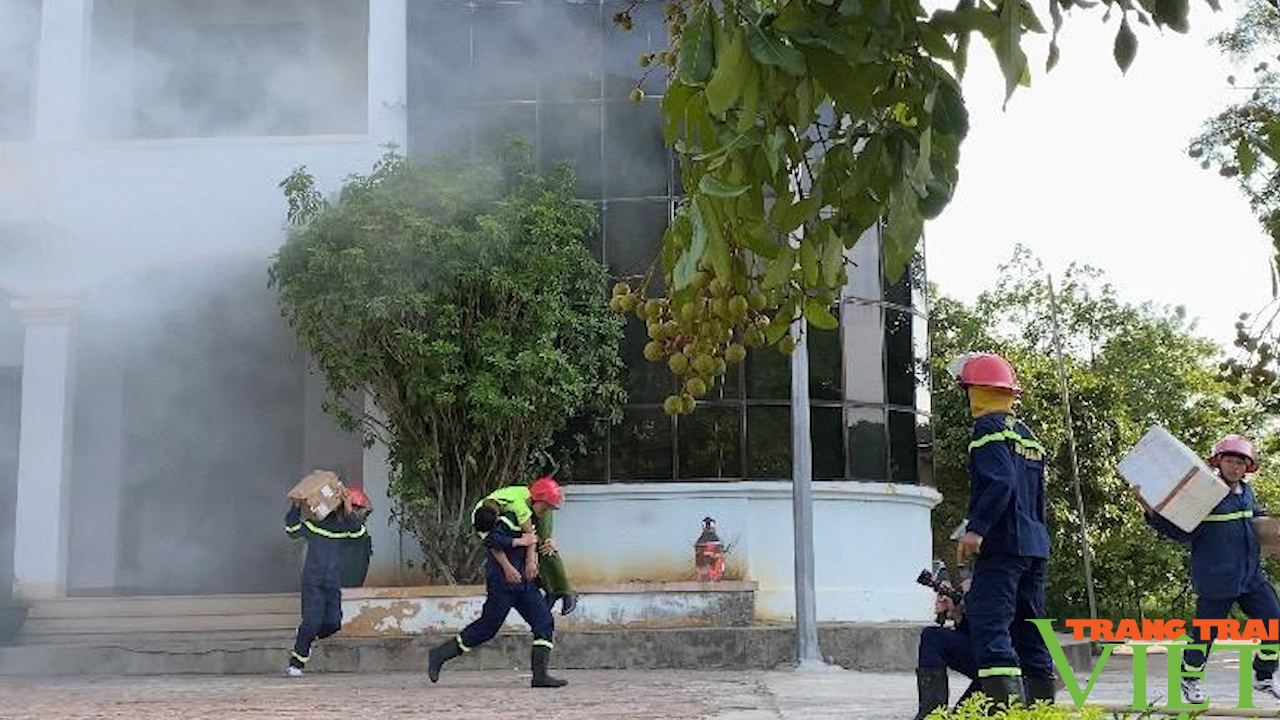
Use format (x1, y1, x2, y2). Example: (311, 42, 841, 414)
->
(940, 352, 1054, 711)
(427, 475, 576, 687)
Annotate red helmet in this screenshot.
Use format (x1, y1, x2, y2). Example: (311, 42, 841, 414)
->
(950, 352, 1021, 392)
(529, 476, 564, 509)
(346, 487, 370, 509)
(1210, 434, 1259, 473)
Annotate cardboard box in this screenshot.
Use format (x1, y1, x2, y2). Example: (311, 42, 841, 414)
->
(288, 470, 347, 521)
(1255, 517, 1280, 559)
(1118, 426, 1227, 533)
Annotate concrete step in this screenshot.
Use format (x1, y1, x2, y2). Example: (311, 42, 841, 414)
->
(24, 613, 300, 637)
(29, 594, 298, 619)
(0, 625, 1094, 677)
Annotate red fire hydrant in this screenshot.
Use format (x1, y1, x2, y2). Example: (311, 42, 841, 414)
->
(695, 516, 725, 582)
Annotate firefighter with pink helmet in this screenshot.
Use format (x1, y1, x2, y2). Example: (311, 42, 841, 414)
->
(1144, 432, 1280, 704)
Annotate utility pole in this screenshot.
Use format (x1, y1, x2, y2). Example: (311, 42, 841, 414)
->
(790, 319, 823, 665)
(1047, 274, 1098, 620)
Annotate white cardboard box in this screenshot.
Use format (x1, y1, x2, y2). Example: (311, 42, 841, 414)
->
(1118, 426, 1227, 532)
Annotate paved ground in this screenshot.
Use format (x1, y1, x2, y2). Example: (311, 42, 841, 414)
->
(4, 654, 1280, 718)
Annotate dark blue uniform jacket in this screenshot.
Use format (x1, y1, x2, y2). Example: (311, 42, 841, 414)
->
(1147, 482, 1267, 599)
(967, 413, 1050, 558)
(285, 505, 368, 588)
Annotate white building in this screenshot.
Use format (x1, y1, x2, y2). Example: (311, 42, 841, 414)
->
(0, 0, 939, 623)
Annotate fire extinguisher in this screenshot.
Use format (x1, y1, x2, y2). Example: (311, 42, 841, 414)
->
(695, 516, 725, 582)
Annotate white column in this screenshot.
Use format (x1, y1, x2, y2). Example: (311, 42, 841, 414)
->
(367, 0, 408, 148)
(361, 395, 402, 584)
(34, 0, 95, 142)
(11, 298, 76, 598)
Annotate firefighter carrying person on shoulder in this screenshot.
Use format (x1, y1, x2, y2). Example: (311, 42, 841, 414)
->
(468, 476, 578, 615)
(427, 476, 571, 688)
(948, 351, 1056, 709)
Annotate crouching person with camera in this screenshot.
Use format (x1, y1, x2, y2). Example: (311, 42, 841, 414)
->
(914, 578, 980, 720)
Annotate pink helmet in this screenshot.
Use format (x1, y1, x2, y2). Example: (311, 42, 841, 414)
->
(346, 487, 370, 509)
(529, 476, 564, 509)
(950, 352, 1021, 393)
(1210, 434, 1259, 473)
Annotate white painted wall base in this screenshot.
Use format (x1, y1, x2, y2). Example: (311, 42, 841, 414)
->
(341, 581, 757, 636)
(554, 481, 942, 624)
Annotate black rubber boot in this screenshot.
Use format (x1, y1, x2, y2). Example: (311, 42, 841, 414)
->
(531, 645, 568, 688)
(1024, 674, 1056, 706)
(559, 594, 578, 616)
(954, 679, 981, 710)
(428, 638, 462, 683)
(913, 667, 950, 720)
(979, 676, 1025, 711)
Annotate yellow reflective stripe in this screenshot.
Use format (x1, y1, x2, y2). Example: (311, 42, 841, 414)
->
(1259, 650, 1279, 661)
(1203, 510, 1255, 522)
(456, 635, 471, 653)
(291, 652, 310, 664)
(1183, 662, 1205, 672)
(533, 639, 554, 649)
(284, 524, 302, 533)
(498, 516, 520, 533)
(969, 430, 1046, 454)
(302, 520, 367, 539)
(977, 666, 1022, 677)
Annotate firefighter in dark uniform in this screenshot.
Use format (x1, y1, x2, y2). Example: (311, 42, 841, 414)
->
(1141, 435, 1280, 704)
(950, 352, 1055, 708)
(427, 504, 568, 688)
(283, 488, 369, 677)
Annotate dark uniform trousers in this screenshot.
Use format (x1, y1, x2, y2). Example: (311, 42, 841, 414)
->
(1184, 576, 1280, 677)
(294, 583, 343, 664)
(457, 580, 555, 652)
(919, 623, 978, 679)
(1147, 484, 1280, 678)
(966, 554, 1053, 679)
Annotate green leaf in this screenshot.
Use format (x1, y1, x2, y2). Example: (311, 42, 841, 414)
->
(1153, 0, 1190, 33)
(883, 185, 924, 284)
(1018, 0, 1047, 33)
(775, 195, 819, 235)
(674, 206, 708, 291)
(698, 174, 752, 198)
(765, 126, 789, 176)
(662, 83, 696, 146)
(803, 298, 839, 330)
(746, 24, 807, 77)
(994, 0, 1027, 103)
(821, 227, 845, 288)
(706, 30, 751, 117)
(737, 64, 761, 132)
(696, 196, 732, 281)
(765, 299, 797, 344)
(740, 221, 781, 259)
(1113, 18, 1137, 74)
(800, 236, 820, 286)
(1238, 137, 1258, 178)
(932, 72, 969, 139)
(678, 6, 716, 86)
(805, 48, 887, 118)
(762, 248, 796, 289)
(912, 127, 935, 192)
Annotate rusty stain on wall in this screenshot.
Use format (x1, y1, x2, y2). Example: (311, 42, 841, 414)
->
(342, 600, 422, 637)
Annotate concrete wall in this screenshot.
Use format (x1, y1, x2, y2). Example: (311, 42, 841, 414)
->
(555, 481, 942, 623)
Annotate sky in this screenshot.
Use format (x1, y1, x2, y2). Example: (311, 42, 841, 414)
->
(925, 1, 1275, 352)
